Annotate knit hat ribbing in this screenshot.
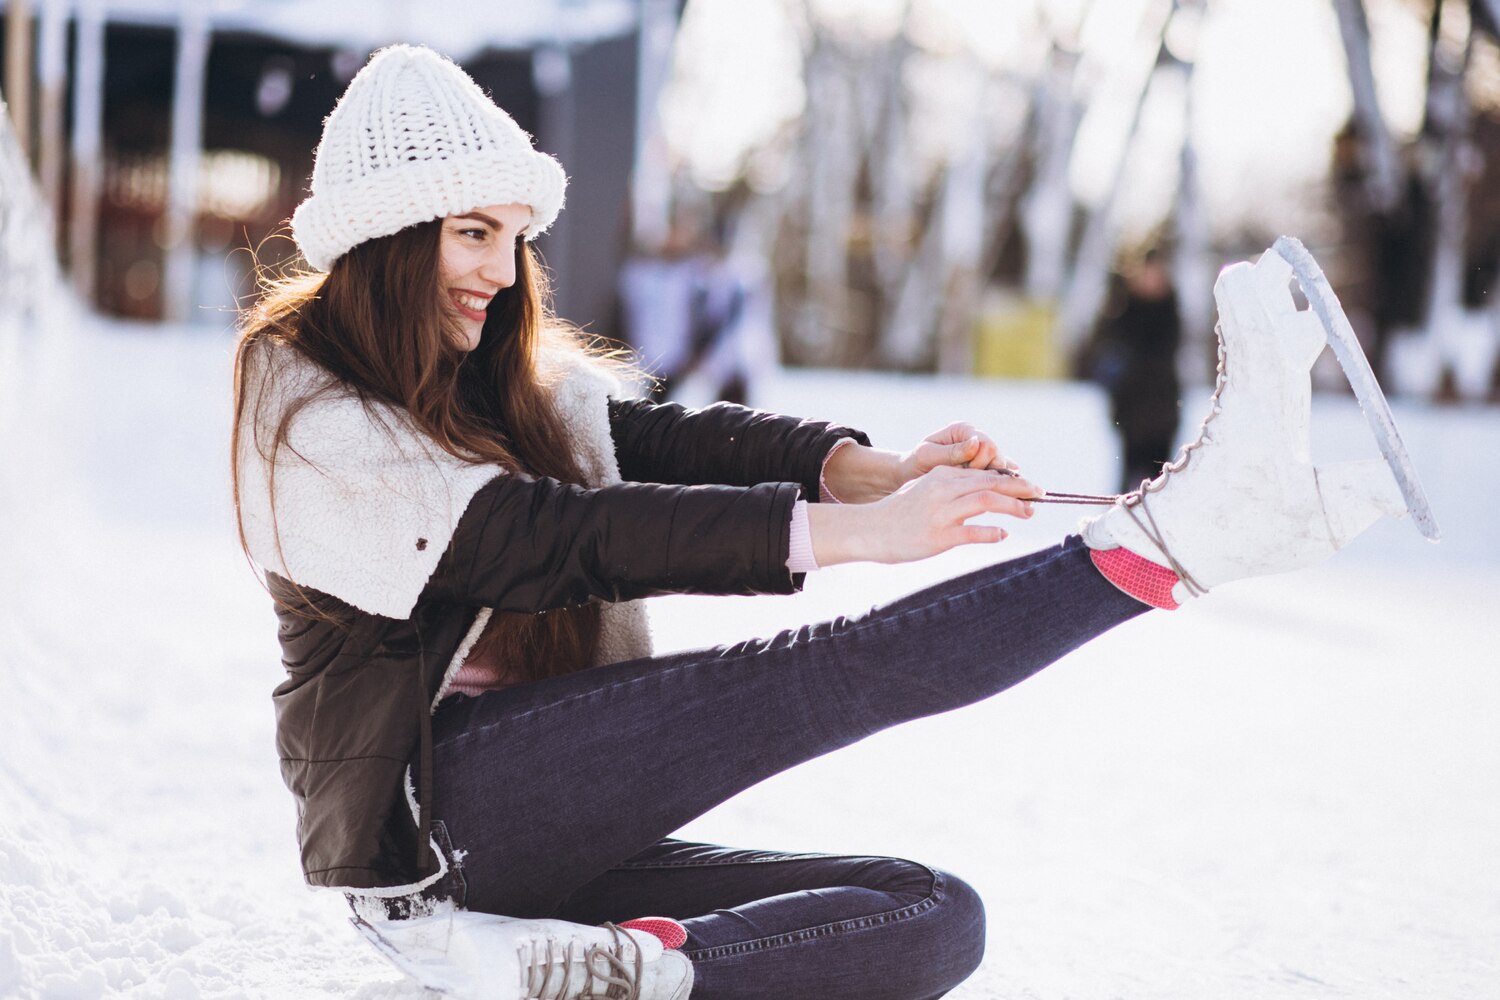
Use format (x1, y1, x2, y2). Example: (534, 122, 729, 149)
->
(291, 45, 567, 272)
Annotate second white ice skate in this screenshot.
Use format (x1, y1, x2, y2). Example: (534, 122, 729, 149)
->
(353, 909, 694, 1000)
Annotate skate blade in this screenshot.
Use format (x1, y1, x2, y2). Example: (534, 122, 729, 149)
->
(352, 915, 465, 996)
(1270, 236, 1442, 541)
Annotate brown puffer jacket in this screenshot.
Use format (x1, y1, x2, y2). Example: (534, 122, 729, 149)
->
(268, 397, 868, 893)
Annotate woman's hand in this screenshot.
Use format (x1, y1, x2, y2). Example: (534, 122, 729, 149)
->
(899, 422, 1017, 480)
(822, 423, 1019, 504)
(807, 465, 1044, 566)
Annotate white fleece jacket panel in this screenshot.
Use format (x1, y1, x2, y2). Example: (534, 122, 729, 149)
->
(238, 342, 654, 673)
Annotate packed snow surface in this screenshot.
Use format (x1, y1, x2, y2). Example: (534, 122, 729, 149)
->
(2, 318, 1496, 999)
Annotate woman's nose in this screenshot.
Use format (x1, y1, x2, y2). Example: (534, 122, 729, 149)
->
(479, 246, 515, 289)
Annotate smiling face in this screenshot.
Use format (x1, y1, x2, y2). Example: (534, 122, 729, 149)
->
(438, 203, 533, 351)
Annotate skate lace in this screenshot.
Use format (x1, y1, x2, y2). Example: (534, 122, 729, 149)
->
(1114, 328, 1226, 597)
(1029, 327, 1228, 597)
(519, 923, 642, 1000)
(1136, 322, 1229, 499)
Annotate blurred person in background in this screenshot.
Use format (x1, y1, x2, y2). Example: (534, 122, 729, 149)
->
(619, 212, 758, 406)
(1080, 247, 1184, 492)
(618, 217, 705, 401)
(229, 44, 1406, 1000)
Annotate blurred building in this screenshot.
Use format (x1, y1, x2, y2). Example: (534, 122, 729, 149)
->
(0, 0, 679, 334)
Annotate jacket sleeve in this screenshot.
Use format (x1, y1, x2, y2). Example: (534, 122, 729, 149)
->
(421, 473, 806, 612)
(607, 397, 870, 498)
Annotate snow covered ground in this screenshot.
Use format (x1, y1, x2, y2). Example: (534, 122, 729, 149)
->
(2, 315, 1496, 999)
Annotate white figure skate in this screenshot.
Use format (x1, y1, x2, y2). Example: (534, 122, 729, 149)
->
(353, 909, 694, 1000)
(1083, 238, 1438, 606)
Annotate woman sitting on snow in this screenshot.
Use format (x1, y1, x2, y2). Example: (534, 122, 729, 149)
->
(231, 45, 1408, 1000)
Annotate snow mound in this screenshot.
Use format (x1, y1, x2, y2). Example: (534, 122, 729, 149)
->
(0, 321, 424, 999)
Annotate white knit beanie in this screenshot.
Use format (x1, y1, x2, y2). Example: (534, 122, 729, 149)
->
(291, 45, 567, 272)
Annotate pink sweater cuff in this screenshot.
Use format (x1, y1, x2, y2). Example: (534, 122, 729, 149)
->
(818, 437, 858, 504)
(787, 438, 860, 573)
(786, 500, 818, 573)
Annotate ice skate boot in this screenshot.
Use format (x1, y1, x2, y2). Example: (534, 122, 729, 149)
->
(354, 908, 694, 1000)
(1082, 240, 1434, 609)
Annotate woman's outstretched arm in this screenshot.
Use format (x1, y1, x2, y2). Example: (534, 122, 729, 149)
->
(423, 463, 1043, 612)
(422, 474, 807, 612)
(607, 397, 867, 497)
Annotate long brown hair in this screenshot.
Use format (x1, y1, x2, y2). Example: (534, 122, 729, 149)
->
(232, 220, 616, 682)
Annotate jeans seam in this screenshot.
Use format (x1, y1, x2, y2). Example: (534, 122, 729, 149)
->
(610, 853, 820, 870)
(432, 542, 1082, 754)
(681, 868, 947, 962)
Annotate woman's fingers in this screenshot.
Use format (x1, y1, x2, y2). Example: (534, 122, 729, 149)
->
(912, 424, 1016, 475)
(913, 436, 978, 471)
(923, 464, 1043, 502)
(920, 468, 1040, 537)
(928, 421, 978, 445)
(874, 465, 1044, 562)
(932, 511, 1009, 552)
(952, 436, 982, 468)
(958, 523, 1007, 545)
(939, 434, 1004, 472)
(954, 486, 1034, 521)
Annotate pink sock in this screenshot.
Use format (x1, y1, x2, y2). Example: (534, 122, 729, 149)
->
(1090, 547, 1182, 610)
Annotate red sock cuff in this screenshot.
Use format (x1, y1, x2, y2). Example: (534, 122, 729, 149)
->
(620, 916, 688, 950)
(1090, 547, 1181, 610)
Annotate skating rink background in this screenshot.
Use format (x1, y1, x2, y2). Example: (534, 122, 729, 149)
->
(2, 315, 1495, 999)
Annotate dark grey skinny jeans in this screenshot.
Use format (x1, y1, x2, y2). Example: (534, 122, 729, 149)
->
(429, 536, 1147, 999)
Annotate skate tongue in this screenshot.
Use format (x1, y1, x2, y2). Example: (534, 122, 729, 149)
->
(620, 916, 688, 950)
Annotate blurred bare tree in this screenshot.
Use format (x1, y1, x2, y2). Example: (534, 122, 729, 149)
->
(723, 0, 1215, 379)
(681, 0, 1498, 401)
(1333, 0, 1500, 400)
